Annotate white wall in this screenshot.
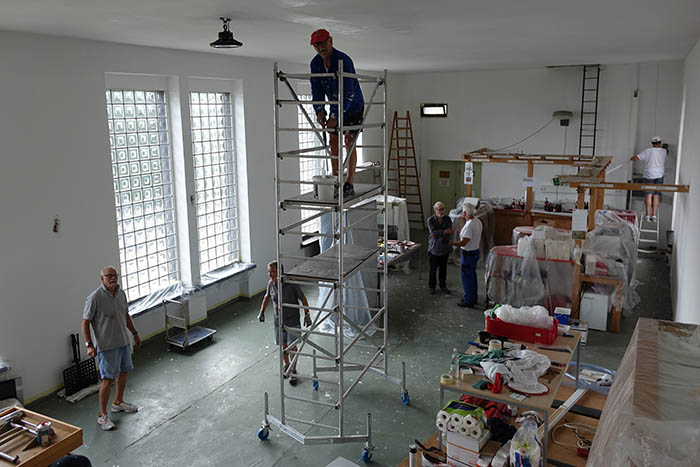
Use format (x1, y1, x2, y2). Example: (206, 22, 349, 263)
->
(0, 31, 279, 400)
(671, 37, 700, 324)
(388, 62, 683, 245)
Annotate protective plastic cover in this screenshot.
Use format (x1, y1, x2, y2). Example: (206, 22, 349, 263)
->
(588, 318, 700, 466)
(583, 216, 640, 313)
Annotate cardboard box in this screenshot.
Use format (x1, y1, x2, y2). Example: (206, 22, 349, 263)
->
(447, 456, 477, 467)
(446, 430, 491, 466)
(580, 290, 610, 331)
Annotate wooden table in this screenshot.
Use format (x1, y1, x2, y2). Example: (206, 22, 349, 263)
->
(0, 407, 82, 467)
(439, 332, 581, 463)
(400, 383, 603, 467)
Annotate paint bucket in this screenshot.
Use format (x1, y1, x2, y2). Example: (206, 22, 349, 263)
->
(313, 175, 335, 201)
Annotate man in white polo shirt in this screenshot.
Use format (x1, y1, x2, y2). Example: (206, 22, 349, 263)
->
(631, 136, 667, 222)
(450, 203, 483, 307)
(82, 266, 141, 431)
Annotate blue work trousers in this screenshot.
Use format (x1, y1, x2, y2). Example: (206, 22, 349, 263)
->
(461, 249, 480, 305)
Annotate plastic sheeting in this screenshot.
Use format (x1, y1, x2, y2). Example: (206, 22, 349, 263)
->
(588, 318, 700, 467)
(448, 199, 495, 264)
(129, 281, 188, 315)
(583, 217, 640, 313)
(369, 194, 410, 241)
(491, 304, 555, 329)
(485, 243, 573, 310)
(316, 212, 374, 338)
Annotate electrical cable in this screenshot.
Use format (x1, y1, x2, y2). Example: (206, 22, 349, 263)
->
(490, 118, 555, 152)
(551, 422, 596, 449)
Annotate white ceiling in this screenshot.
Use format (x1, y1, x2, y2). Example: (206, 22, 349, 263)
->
(2, 0, 699, 72)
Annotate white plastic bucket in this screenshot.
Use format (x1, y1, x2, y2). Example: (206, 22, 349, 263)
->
(312, 175, 335, 201)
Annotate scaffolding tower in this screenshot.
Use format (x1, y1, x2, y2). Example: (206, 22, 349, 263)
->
(258, 62, 409, 463)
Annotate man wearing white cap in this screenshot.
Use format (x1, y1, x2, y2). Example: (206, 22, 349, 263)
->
(631, 136, 667, 222)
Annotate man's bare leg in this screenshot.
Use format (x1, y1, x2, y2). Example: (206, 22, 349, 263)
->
(652, 194, 660, 218)
(99, 379, 113, 416)
(345, 133, 357, 185)
(114, 372, 128, 405)
(330, 133, 340, 176)
(644, 194, 652, 217)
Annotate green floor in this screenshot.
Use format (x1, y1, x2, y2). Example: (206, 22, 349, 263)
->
(30, 234, 672, 466)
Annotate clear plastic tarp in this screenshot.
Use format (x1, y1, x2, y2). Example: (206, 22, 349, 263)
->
(485, 245, 574, 310)
(583, 217, 640, 313)
(316, 211, 374, 338)
(588, 318, 700, 466)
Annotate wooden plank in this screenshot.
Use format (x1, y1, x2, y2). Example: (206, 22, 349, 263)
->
(565, 182, 690, 192)
(577, 187, 585, 210)
(632, 318, 659, 418)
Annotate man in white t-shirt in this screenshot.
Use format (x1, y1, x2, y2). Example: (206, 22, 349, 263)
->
(450, 203, 483, 307)
(631, 136, 667, 222)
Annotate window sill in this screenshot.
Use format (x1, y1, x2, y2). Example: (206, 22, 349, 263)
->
(128, 262, 256, 317)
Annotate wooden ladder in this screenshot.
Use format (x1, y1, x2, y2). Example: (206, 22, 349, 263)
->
(388, 111, 425, 230)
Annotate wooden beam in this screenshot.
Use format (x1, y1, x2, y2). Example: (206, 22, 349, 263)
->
(577, 187, 586, 210)
(526, 161, 534, 212)
(565, 182, 690, 193)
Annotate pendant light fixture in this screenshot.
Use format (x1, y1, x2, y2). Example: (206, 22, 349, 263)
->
(210, 17, 243, 49)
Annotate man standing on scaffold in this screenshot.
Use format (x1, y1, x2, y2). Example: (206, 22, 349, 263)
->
(309, 28, 365, 199)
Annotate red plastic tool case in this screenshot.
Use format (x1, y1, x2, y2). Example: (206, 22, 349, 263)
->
(485, 316, 559, 345)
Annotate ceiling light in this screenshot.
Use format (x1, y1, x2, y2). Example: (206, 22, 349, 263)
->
(552, 110, 573, 126)
(210, 17, 242, 49)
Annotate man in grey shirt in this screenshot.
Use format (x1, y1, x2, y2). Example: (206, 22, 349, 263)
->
(82, 266, 141, 430)
(258, 261, 311, 386)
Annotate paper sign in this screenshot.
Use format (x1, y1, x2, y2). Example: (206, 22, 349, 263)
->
(572, 209, 588, 232)
(439, 170, 450, 187)
(523, 177, 536, 188)
(464, 162, 474, 185)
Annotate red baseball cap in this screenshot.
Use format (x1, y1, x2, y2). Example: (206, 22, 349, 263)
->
(310, 29, 330, 45)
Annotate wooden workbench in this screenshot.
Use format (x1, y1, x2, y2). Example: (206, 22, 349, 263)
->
(439, 332, 581, 463)
(0, 407, 82, 467)
(400, 384, 605, 467)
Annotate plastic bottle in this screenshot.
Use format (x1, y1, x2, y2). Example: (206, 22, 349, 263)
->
(408, 444, 418, 467)
(449, 348, 459, 378)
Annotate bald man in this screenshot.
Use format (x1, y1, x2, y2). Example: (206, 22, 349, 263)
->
(82, 266, 141, 431)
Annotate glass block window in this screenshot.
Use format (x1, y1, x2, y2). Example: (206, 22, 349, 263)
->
(298, 95, 325, 233)
(190, 91, 239, 274)
(106, 89, 178, 301)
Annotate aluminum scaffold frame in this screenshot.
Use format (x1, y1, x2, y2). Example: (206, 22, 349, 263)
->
(258, 62, 409, 463)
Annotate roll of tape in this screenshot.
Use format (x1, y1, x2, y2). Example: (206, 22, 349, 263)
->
(489, 339, 502, 352)
(441, 374, 455, 385)
(473, 349, 485, 356)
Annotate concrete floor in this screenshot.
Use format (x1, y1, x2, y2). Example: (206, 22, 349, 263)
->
(30, 231, 672, 466)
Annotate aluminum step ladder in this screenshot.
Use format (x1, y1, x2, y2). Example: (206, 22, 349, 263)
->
(638, 215, 660, 255)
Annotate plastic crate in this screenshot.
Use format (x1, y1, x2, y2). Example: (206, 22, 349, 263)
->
(485, 316, 558, 345)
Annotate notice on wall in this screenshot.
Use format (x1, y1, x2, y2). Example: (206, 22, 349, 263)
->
(464, 162, 474, 185)
(523, 177, 536, 188)
(439, 170, 450, 187)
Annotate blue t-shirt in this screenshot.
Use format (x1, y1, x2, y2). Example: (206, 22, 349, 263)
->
(310, 48, 365, 119)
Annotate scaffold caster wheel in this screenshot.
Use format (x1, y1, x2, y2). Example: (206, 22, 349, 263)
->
(257, 427, 270, 441)
(361, 448, 373, 463)
(313, 380, 319, 390)
(401, 391, 411, 406)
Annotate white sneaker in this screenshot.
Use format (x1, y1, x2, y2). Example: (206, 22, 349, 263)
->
(651, 216, 657, 222)
(111, 401, 139, 413)
(97, 414, 115, 431)
(645, 216, 652, 222)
